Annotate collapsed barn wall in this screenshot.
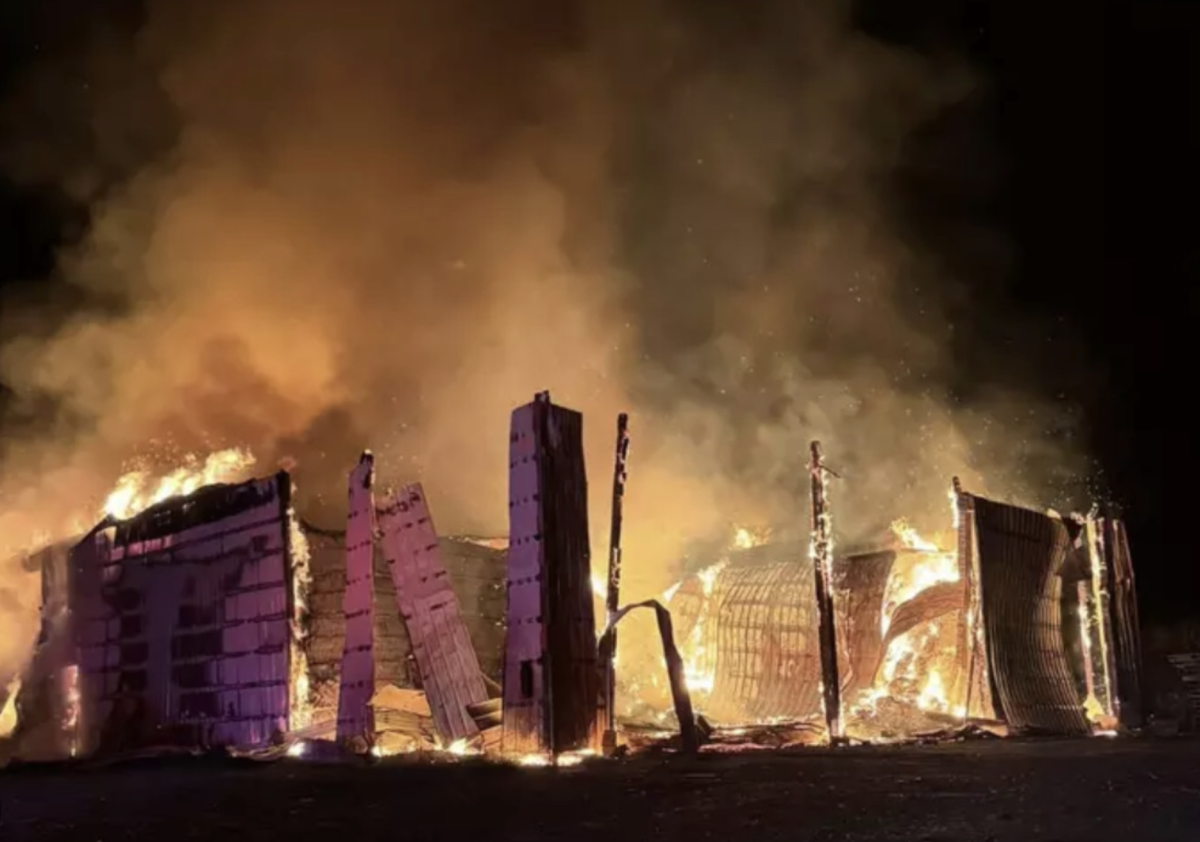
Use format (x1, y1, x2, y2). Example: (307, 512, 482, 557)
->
(969, 495, 1090, 735)
(302, 525, 505, 732)
(70, 473, 298, 754)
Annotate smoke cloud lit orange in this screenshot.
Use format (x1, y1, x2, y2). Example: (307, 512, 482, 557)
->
(0, 0, 1091, 681)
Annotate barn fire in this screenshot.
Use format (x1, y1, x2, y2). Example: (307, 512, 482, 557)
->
(0, 392, 1142, 766)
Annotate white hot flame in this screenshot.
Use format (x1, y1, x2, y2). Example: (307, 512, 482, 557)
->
(103, 449, 256, 520)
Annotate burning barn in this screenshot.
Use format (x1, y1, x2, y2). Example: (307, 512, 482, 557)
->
(5, 467, 507, 760)
(2, 392, 1143, 763)
(630, 484, 1142, 742)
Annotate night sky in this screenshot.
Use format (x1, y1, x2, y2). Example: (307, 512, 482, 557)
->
(0, 2, 1193, 622)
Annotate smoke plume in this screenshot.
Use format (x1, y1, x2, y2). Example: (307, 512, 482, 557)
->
(0, 0, 1091, 678)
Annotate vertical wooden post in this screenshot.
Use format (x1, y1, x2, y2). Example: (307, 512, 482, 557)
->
(601, 413, 630, 755)
(502, 392, 600, 757)
(809, 441, 843, 742)
(336, 452, 378, 749)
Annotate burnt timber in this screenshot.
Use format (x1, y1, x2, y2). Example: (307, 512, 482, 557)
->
(502, 392, 601, 756)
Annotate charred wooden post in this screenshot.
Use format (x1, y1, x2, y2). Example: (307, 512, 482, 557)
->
(1081, 514, 1118, 722)
(601, 599, 699, 753)
(336, 453, 378, 749)
(376, 483, 489, 744)
(601, 413, 630, 755)
(1102, 512, 1143, 728)
(502, 392, 601, 757)
(808, 441, 843, 742)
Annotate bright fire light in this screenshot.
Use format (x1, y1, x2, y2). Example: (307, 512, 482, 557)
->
(103, 448, 256, 520)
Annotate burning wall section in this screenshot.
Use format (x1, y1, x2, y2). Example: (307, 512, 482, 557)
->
(958, 493, 1090, 735)
(69, 472, 303, 754)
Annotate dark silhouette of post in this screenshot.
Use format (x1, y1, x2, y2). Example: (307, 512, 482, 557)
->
(809, 441, 843, 742)
(601, 413, 630, 755)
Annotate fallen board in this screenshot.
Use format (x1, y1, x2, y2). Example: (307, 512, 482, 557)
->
(376, 483, 487, 743)
(335, 453, 377, 746)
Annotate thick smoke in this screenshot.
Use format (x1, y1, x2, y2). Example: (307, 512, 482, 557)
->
(0, 0, 1089, 678)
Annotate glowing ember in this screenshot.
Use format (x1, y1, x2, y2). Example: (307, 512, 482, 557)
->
(591, 572, 607, 600)
(103, 448, 256, 520)
(440, 737, 477, 756)
(516, 753, 551, 766)
(287, 741, 308, 757)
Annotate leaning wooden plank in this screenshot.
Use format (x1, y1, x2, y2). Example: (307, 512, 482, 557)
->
(502, 392, 601, 757)
(336, 453, 378, 748)
(376, 483, 488, 743)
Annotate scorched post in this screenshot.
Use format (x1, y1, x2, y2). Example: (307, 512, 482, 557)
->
(601, 413, 630, 755)
(809, 440, 844, 743)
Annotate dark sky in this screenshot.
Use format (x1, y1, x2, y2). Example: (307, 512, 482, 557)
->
(0, 2, 1193, 621)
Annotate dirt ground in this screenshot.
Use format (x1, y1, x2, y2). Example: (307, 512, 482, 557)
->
(1, 738, 1198, 842)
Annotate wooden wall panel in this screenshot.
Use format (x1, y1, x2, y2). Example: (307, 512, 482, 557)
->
(377, 483, 488, 743)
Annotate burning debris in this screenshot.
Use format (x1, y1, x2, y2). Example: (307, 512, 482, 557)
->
(0, 393, 1143, 769)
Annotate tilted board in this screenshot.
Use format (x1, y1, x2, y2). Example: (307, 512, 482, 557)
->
(69, 474, 293, 754)
(502, 396, 600, 756)
(336, 454, 377, 745)
(377, 483, 488, 743)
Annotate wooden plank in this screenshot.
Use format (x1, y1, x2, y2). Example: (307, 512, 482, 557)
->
(336, 453, 377, 747)
(376, 484, 488, 743)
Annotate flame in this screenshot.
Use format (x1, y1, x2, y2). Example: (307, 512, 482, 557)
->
(0, 676, 20, 739)
(855, 620, 955, 720)
(511, 749, 594, 767)
(516, 753, 551, 766)
(890, 518, 940, 552)
(732, 526, 769, 550)
(287, 741, 308, 757)
(917, 669, 948, 712)
(681, 561, 725, 695)
(102, 448, 256, 520)
(881, 522, 959, 637)
(441, 737, 477, 756)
